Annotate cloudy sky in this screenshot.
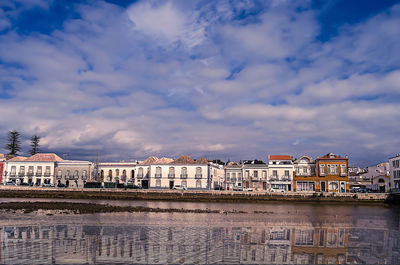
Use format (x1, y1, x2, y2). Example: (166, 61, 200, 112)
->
(0, 0, 399, 166)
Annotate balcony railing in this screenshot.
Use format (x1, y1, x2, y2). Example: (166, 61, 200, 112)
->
(137, 174, 143, 179)
(82, 175, 88, 180)
(36, 173, 42, 177)
(18, 172, 25, 177)
(56, 175, 62, 180)
(155, 173, 162, 178)
(44, 173, 50, 177)
(10, 173, 16, 178)
(168, 174, 175, 179)
(180, 174, 187, 179)
(27, 172, 34, 177)
(340, 172, 347, 177)
(195, 174, 202, 179)
(319, 172, 326, 176)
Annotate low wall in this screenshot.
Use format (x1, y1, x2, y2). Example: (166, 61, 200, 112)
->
(0, 186, 392, 204)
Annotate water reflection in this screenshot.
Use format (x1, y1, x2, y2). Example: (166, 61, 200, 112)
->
(1, 215, 400, 264)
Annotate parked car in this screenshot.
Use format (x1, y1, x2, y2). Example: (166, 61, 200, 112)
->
(270, 188, 285, 192)
(5, 181, 16, 186)
(173, 185, 187, 190)
(214, 186, 224, 190)
(126, 184, 141, 189)
(19, 182, 30, 186)
(42, 183, 55, 188)
(233, 186, 243, 191)
(243, 188, 253, 192)
(57, 183, 67, 188)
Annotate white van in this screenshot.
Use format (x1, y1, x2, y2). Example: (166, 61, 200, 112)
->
(173, 185, 187, 190)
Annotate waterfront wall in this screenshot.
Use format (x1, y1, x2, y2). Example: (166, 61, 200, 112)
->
(0, 186, 390, 204)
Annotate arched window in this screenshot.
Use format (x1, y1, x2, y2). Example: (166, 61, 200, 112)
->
(181, 167, 187, 179)
(168, 167, 175, 178)
(101, 170, 104, 178)
(66, 170, 70, 179)
(195, 167, 202, 179)
(131, 170, 135, 179)
(116, 169, 120, 176)
(74, 170, 79, 179)
(82, 170, 87, 180)
(181, 180, 187, 187)
(108, 170, 112, 181)
(196, 180, 202, 188)
(156, 167, 162, 178)
(138, 168, 143, 178)
(57, 170, 62, 179)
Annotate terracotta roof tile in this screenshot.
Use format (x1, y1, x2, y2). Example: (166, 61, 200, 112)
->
(269, 155, 292, 160)
(155, 157, 174, 164)
(140, 156, 159, 165)
(170, 155, 195, 165)
(8, 156, 28, 162)
(194, 157, 209, 164)
(24, 153, 63, 162)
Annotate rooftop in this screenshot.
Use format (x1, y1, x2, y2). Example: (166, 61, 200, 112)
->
(269, 155, 292, 161)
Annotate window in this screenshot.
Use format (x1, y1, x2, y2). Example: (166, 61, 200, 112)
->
(168, 167, 175, 178)
(254, 171, 258, 178)
(263, 171, 267, 178)
(155, 167, 162, 178)
(340, 164, 346, 175)
(226, 173, 230, 182)
(66, 170, 70, 179)
(122, 169, 126, 177)
(74, 170, 79, 179)
(28, 166, 34, 174)
(319, 164, 325, 175)
(284, 170, 289, 177)
(196, 180, 202, 188)
(302, 167, 307, 174)
(231, 172, 236, 182)
(131, 170, 135, 179)
(19, 166, 25, 175)
(328, 164, 338, 174)
(156, 179, 161, 187)
(82, 170, 87, 180)
(116, 169, 119, 176)
(57, 170, 62, 178)
(36, 166, 42, 176)
(11, 166, 16, 175)
(245, 171, 249, 177)
(45, 166, 51, 176)
(195, 167, 202, 178)
(138, 168, 143, 178)
(273, 170, 277, 177)
(181, 180, 187, 187)
(295, 167, 300, 174)
(181, 167, 187, 178)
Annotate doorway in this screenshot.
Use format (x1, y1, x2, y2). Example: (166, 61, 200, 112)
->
(321, 181, 326, 192)
(169, 181, 174, 189)
(141, 180, 149, 189)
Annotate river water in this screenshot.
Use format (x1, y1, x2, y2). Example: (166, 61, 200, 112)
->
(0, 198, 399, 264)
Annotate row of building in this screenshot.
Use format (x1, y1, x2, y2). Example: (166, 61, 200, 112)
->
(0, 152, 399, 193)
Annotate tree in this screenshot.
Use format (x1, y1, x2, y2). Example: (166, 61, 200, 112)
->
(5, 130, 21, 156)
(30, 135, 41, 155)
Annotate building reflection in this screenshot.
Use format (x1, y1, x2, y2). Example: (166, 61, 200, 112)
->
(0, 221, 399, 264)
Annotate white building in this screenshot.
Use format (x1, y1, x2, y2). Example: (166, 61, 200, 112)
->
(268, 155, 293, 192)
(389, 154, 400, 192)
(4, 153, 63, 186)
(361, 162, 390, 192)
(148, 155, 210, 190)
(225, 162, 243, 190)
(293, 155, 316, 192)
(242, 160, 268, 191)
(98, 162, 138, 187)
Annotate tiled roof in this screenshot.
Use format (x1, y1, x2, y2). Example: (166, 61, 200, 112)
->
(8, 156, 28, 162)
(170, 155, 195, 165)
(24, 153, 64, 162)
(155, 157, 174, 164)
(317, 153, 347, 160)
(195, 157, 209, 164)
(269, 155, 292, 160)
(140, 156, 159, 165)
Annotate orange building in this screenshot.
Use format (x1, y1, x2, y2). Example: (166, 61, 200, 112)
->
(293, 153, 349, 192)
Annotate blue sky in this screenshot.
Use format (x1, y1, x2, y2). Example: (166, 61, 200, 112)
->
(0, 0, 399, 166)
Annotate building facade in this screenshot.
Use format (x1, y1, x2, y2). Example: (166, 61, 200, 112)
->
(389, 154, 400, 192)
(4, 154, 63, 186)
(225, 162, 243, 190)
(293, 155, 317, 192)
(268, 155, 293, 192)
(98, 162, 137, 188)
(243, 160, 268, 191)
(316, 153, 349, 192)
(55, 160, 93, 188)
(0, 154, 4, 183)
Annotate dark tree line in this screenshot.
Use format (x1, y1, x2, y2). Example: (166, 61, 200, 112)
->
(4, 130, 41, 156)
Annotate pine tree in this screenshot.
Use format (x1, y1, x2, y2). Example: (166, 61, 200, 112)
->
(5, 130, 21, 156)
(30, 135, 41, 155)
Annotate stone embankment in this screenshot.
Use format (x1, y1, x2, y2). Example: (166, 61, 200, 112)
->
(0, 186, 393, 204)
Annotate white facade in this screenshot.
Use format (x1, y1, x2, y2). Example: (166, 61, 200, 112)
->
(293, 155, 316, 192)
(242, 162, 268, 191)
(225, 163, 243, 190)
(98, 162, 137, 186)
(149, 163, 209, 190)
(5, 160, 55, 185)
(389, 154, 400, 192)
(268, 156, 293, 192)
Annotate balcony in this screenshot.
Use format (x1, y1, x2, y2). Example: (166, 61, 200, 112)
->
(27, 172, 34, 177)
(195, 174, 202, 179)
(82, 175, 88, 180)
(168, 174, 175, 179)
(44, 173, 50, 177)
(10, 173, 16, 178)
(155, 173, 162, 178)
(18, 172, 25, 177)
(319, 172, 326, 176)
(340, 172, 347, 177)
(180, 174, 187, 179)
(56, 175, 62, 180)
(137, 174, 143, 179)
(36, 173, 42, 177)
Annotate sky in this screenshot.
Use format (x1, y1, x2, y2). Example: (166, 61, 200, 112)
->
(0, 0, 399, 166)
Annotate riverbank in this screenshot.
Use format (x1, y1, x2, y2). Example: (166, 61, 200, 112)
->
(0, 186, 394, 204)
